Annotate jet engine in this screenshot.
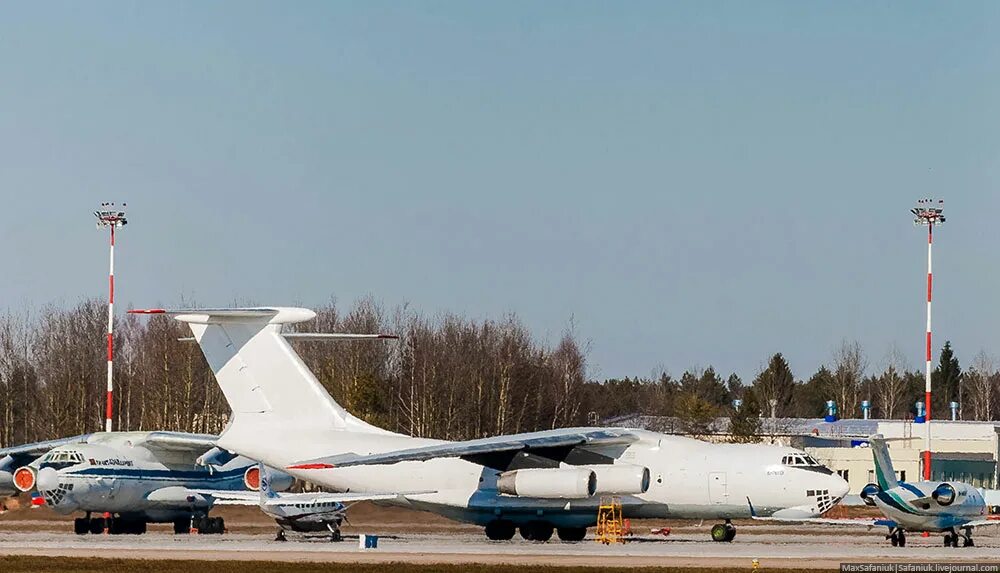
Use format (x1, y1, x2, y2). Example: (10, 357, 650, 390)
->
(859, 483, 880, 507)
(0, 471, 15, 497)
(932, 483, 957, 506)
(592, 465, 650, 495)
(497, 468, 596, 499)
(0, 456, 16, 496)
(12, 466, 36, 492)
(243, 466, 294, 492)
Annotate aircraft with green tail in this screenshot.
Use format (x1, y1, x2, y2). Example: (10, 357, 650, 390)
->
(749, 434, 998, 548)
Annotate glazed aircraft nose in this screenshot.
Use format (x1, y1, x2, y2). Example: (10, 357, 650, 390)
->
(35, 467, 59, 492)
(830, 472, 850, 499)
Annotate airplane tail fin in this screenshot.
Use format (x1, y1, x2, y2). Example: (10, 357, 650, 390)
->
(129, 307, 396, 461)
(869, 434, 899, 489)
(259, 463, 280, 503)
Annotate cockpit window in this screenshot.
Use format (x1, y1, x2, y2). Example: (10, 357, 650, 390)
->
(783, 453, 821, 467)
(39, 450, 84, 469)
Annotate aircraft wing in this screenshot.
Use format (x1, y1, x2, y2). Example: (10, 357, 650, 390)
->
(261, 492, 418, 507)
(133, 432, 218, 453)
(961, 518, 1000, 528)
(191, 490, 430, 506)
(189, 490, 260, 506)
(747, 498, 894, 528)
(288, 428, 639, 472)
(0, 434, 92, 461)
(750, 515, 896, 528)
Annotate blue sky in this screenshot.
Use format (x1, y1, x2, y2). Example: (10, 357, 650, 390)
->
(1, 2, 998, 380)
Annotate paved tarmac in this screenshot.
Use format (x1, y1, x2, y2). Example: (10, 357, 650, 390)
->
(1, 527, 999, 569)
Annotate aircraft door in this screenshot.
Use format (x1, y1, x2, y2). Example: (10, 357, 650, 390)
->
(708, 472, 728, 504)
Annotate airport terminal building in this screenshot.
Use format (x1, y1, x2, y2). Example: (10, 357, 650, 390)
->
(604, 415, 1000, 494)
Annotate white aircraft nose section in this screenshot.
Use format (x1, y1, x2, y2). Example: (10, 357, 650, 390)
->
(36, 467, 59, 492)
(831, 473, 850, 499)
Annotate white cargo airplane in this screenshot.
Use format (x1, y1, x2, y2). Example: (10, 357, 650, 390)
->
(0, 431, 271, 534)
(132, 306, 849, 542)
(749, 435, 999, 547)
(197, 464, 409, 541)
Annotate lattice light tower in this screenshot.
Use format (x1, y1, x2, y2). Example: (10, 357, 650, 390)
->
(911, 198, 944, 481)
(94, 203, 127, 433)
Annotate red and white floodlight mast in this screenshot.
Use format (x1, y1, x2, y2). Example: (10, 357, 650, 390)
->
(94, 203, 127, 433)
(911, 199, 944, 481)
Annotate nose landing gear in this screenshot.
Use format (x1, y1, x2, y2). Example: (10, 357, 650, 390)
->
(710, 520, 736, 542)
(888, 528, 906, 547)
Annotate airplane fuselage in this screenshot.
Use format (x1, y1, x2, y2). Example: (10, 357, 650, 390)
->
(873, 481, 988, 533)
(31, 435, 250, 523)
(220, 423, 848, 528)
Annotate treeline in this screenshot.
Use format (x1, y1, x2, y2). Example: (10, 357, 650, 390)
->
(583, 340, 999, 429)
(0, 297, 997, 448)
(0, 297, 587, 446)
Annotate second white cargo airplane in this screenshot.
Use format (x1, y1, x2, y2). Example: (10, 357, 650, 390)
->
(132, 306, 849, 542)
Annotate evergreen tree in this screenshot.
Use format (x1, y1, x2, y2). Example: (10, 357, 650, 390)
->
(793, 366, 833, 418)
(726, 373, 744, 400)
(752, 353, 795, 417)
(729, 389, 763, 443)
(675, 391, 718, 436)
(932, 341, 962, 419)
(679, 367, 730, 408)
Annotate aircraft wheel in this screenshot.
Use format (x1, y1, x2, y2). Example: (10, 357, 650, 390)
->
(275, 529, 287, 542)
(131, 521, 147, 535)
(107, 518, 123, 535)
(89, 517, 106, 535)
(711, 523, 729, 542)
(890, 535, 899, 547)
(964, 537, 974, 548)
(557, 527, 587, 542)
(898, 532, 906, 547)
(951, 535, 959, 548)
(74, 518, 89, 535)
(173, 518, 191, 535)
(529, 521, 553, 542)
(485, 520, 516, 541)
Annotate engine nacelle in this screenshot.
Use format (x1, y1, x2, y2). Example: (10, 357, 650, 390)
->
(0, 471, 15, 497)
(932, 483, 957, 506)
(243, 466, 294, 492)
(497, 468, 596, 499)
(0, 455, 18, 496)
(592, 465, 650, 495)
(859, 483, 880, 507)
(12, 467, 36, 493)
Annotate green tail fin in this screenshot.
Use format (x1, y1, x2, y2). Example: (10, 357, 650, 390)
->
(870, 435, 899, 489)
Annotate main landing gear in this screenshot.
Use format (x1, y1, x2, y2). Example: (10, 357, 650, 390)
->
(888, 528, 906, 547)
(710, 520, 736, 542)
(485, 520, 584, 542)
(519, 520, 554, 542)
(192, 516, 225, 534)
(484, 520, 516, 541)
(74, 514, 146, 535)
(943, 528, 974, 548)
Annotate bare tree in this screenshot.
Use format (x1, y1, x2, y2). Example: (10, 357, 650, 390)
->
(965, 350, 997, 421)
(831, 340, 866, 418)
(875, 342, 909, 419)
